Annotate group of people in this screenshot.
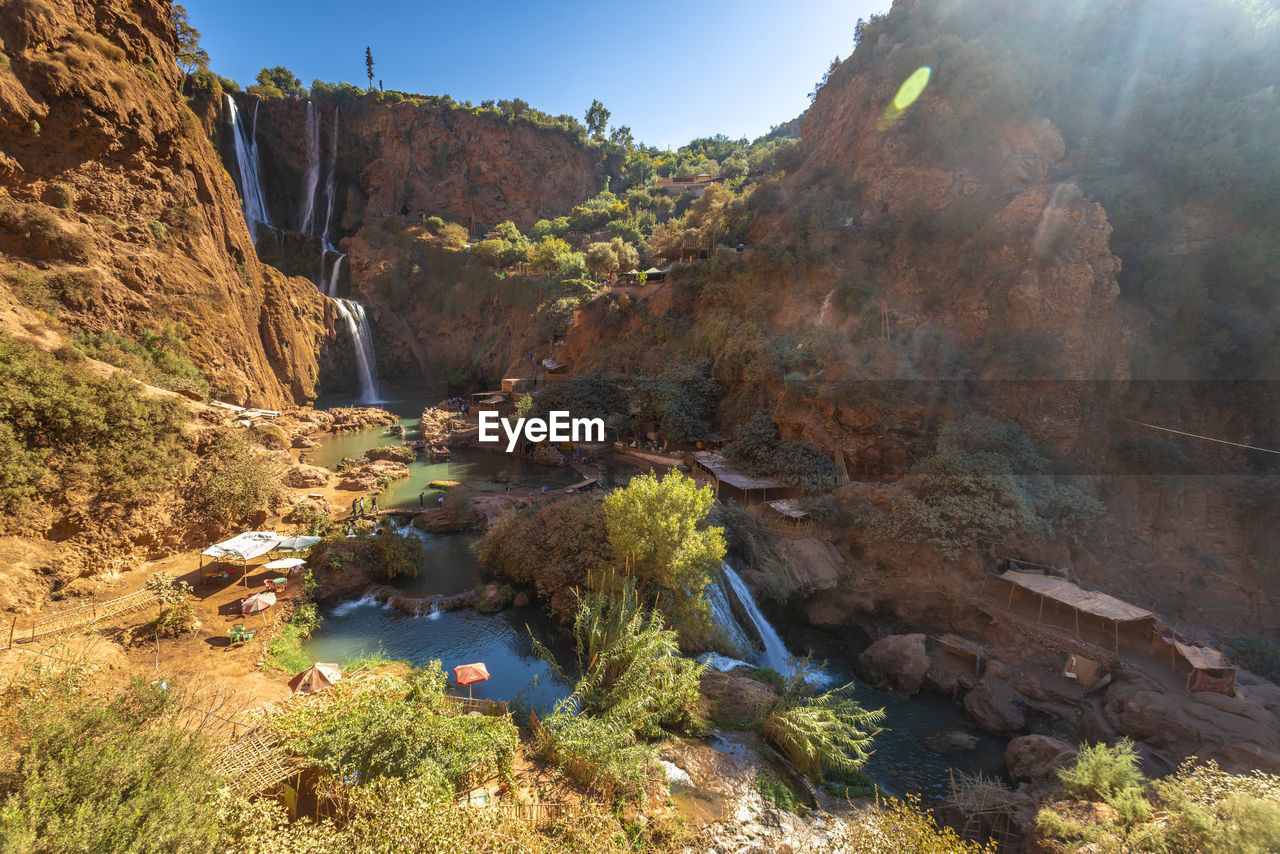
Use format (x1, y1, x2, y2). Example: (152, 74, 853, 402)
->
(418, 491, 446, 508)
(445, 396, 472, 415)
(350, 496, 378, 516)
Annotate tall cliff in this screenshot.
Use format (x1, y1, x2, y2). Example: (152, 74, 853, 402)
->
(0, 0, 335, 407)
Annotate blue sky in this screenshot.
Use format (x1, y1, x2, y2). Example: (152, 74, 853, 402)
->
(180, 0, 887, 149)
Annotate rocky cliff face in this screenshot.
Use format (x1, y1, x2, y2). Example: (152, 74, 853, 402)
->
(0, 0, 335, 406)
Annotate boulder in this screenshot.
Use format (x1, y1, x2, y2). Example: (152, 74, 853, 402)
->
(291, 434, 318, 449)
(700, 669, 781, 725)
(924, 729, 981, 754)
(964, 675, 1028, 733)
(282, 464, 333, 488)
(366, 444, 417, 464)
(1005, 735, 1078, 785)
(530, 445, 567, 467)
(857, 633, 930, 696)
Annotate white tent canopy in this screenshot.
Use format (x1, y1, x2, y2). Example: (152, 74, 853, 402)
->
(276, 535, 321, 551)
(263, 557, 306, 570)
(202, 531, 283, 561)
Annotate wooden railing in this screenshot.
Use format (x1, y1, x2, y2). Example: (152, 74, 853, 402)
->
(444, 695, 509, 716)
(2, 588, 159, 651)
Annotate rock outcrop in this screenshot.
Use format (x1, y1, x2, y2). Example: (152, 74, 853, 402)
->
(0, 0, 335, 406)
(857, 633, 930, 696)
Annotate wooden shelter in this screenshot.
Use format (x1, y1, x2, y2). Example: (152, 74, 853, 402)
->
(752, 499, 814, 538)
(989, 570, 1156, 654)
(689, 451, 786, 505)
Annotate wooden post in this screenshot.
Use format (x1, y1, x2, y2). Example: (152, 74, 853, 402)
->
(1037, 595, 1045, 623)
(1007, 583, 1015, 608)
(1114, 622, 1119, 655)
(1074, 609, 1080, 638)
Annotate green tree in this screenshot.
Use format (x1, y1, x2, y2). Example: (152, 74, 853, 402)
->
(364, 46, 374, 90)
(170, 5, 208, 74)
(609, 125, 635, 149)
(602, 469, 725, 602)
(763, 682, 884, 783)
(585, 99, 610, 142)
(254, 66, 304, 96)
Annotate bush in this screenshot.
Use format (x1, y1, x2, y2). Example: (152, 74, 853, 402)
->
(439, 222, 469, 249)
(828, 796, 997, 853)
(0, 673, 225, 853)
(265, 601, 319, 672)
(476, 496, 609, 615)
(186, 431, 283, 530)
(725, 414, 839, 494)
(1232, 634, 1280, 682)
(270, 662, 518, 791)
(74, 325, 209, 393)
(49, 183, 75, 209)
(1056, 739, 1151, 822)
(370, 524, 423, 581)
(762, 682, 883, 783)
(756, 774, 799, 811)
(0, 334, 192, 529)
(533, 709, 656, 803)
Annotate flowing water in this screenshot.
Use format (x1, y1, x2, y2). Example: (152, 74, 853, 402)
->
(332, 299, 379, 403)
(325, 253, 345, 298)
(321, 106, 340, 247)
(706, 563, 1008, 798)
(224, 95, 271, 242)
(306, 404, 579, 509)
(298, 101, 321, 235)
(301, 526, 571, 712)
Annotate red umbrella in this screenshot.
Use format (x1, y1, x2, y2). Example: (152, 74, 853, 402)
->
(453, 662, 490, 699)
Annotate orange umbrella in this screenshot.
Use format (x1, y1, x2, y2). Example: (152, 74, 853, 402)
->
(453, 662, 490, 699)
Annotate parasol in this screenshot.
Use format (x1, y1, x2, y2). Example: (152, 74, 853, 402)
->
(453, 662, 490, 699)
(241, 591, 277, 625)
(263, 557, 306, 571)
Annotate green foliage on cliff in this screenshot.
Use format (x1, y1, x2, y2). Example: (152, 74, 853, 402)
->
(73, 324, 209, 394)
(725, 414, 839, 494)
(185, 431, 282, 530)
(0, 334, 192, 531)
(868, 414, 1105, 557)
(0, 671, 224, 854)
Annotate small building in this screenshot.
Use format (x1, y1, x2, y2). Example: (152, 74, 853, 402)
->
(689, 450, 787, 505)
(753, 499, 814, 538)
(656, 175, 716, 198)
(500, 378, 528, 393)
(989, 570, 1156, 655)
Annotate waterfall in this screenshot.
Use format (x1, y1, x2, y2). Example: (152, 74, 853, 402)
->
(321, 106, 340, 246)
(714, 564, 797, 677)
(333, 298, 379, 403)
(224, 94, 272, 243)
(706, 575, 754, 659)
(298, 101, 321, 234)
(326, 253, 346, 298)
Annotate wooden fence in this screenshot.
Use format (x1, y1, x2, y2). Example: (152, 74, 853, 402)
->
(444, 695, 509, 716)
(2, 588, 159, 651)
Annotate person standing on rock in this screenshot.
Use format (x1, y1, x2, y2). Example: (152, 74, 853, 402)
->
(419, 491, 425, 507)
(371, 496, 378, 514)
(352, 497, 359, 517)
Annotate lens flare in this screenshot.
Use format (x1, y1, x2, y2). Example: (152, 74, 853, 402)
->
(894, 66, 932, 110)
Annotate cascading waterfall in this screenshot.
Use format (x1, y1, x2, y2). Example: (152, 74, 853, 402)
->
(706, 574, 755, 660)
(298, 101, 321, 235)
(333, 298, 379, 403)
(320, 106, 340, 247)
(326, 253, 346, 298)
(224, 94, 272, 243)
(711, 564, 800, 677)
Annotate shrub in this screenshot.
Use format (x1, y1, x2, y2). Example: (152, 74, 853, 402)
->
(1056, 739, 1151, 822)
(828, 796, 997, 853)
(533, 710, 657, 803)
(762, 682, 883, 783)
(756, 774, 799, 811)
(0, 334, 192, 528)
(1152, 760, 1280, 854)
(265, 601, 320, 672)
(424, 215, 444, 233)
(0, 673, 225, 853)
(148, 219, 167, 243)
(439, 222, 469, 249)
(1232, 634, 1280, 682)
(725, 414, 840, 494)
(270, 662, 519, 791)
(186, 431, 283, 530)
(73, 325, 209, 394)
(49, 182, 75, 209)
(370, 524, 422, 580)
(475, 496, 609, 615)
